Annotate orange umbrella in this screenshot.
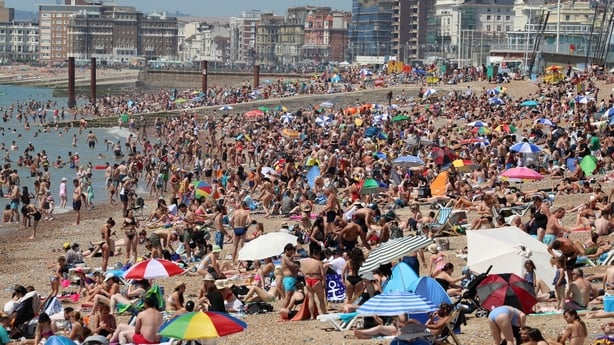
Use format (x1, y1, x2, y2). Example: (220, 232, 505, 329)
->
(345, 107, 358, 115)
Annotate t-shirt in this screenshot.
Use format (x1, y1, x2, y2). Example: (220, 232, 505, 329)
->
(0, 325, 10, 345)
(325, 257, 346, 275)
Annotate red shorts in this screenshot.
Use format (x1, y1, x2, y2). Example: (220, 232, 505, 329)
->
(132, 333, 157, 344)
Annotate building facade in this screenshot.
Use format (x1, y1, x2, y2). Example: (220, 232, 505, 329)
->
(349, 0, 396, 60)
(303, 9, 351, 63)
(180, 21, 230, 63)
(229, 10, 261, 65)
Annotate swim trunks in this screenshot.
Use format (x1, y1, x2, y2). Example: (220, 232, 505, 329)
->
(215, 231, 224, 249)
(132, 333, 156, 345)
(234, 227, 247, 237)
(564, 254, 577, 269)
(72, 199, 82, 211)
(542, 234, 557, 245)
(326, 210, 337, 223)
(354, 217, 368, 233)
(305, 277, 321, 288)
(342, 238, 356, 251)
(283, 276, 297, 292)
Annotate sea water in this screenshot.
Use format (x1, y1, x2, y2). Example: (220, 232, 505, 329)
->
(0, 85, 140, 216)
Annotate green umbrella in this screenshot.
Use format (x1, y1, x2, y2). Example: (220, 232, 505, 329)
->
(258, 106, 270, 112)
(360, 178, 385, 195)
(580, 155, 597, 176)
(120, 113, 129, 123)
(392, 115, 409, 123)
(174, 98, 188, 104)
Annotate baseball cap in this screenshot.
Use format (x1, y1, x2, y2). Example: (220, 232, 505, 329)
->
(211, 245, 222, 253)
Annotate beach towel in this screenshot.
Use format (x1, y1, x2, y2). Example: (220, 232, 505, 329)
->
(326, 273, 346, 302)
(430, 171, 448, 197)
(290, 294, 318, 321)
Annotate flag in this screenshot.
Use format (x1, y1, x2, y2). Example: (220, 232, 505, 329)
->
(569, 44, 576, 54)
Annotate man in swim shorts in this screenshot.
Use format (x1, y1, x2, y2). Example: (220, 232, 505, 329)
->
(548, 237, 581, 282)
(110, 297, 162, 345)
(72, 179, 82, 225)
(336, 218, 371, 251)
(281, 243, 299, 309)
(230, 200, 251, 264)
(323, 187, 339, 237)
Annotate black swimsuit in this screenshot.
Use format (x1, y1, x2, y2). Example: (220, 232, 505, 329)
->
(124, 218, 137, 240)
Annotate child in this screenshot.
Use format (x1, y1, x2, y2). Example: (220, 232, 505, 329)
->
(428, 244, 448, 277)
(553, 256, 567, 311)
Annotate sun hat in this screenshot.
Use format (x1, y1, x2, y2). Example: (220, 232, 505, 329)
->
(174, 281, 186, 290)
(104, 272, 115, 282)
(203, 274, 215, 281)
(63, 242, 71, 250)
(211, 245, 222, 253)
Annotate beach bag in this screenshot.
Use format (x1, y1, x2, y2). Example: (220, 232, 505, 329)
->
(245, 302, 274, 314)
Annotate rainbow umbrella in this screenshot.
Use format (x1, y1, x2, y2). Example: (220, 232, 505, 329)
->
(159, 311, 247, 340)
(471, 127, 491, 135)
(495, 124, 517, 133)
(192, 181, 212, 199)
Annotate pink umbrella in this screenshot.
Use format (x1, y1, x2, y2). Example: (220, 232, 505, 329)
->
(499, 167, 544, 181)
(123, 259, 184, 280)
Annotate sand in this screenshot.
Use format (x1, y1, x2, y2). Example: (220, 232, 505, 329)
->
(1, 76, 614, 344)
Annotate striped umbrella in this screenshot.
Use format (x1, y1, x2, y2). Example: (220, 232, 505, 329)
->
(356, 291, 437, 316)
(467, 120, 488, 127)
(123, 259, 184, 280)
(159, 311, 247, 340)
(392, 155, 425, 167)
(358, 236, 432, 277)
(510, 141, 542, 153)
(535, 118, 554, 126)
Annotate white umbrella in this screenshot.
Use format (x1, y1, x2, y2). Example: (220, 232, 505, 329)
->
(280, 113, 294, 123)
(238, 232, 297, 260)
(315, 115, 332, 127)
(320, 101, 334, 109)
(260, 167, 278, 176)
(423, 88, 437, 99)
(467, 226, 556, 289)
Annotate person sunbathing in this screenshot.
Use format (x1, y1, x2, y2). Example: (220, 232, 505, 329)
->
(354, 313, 418, 339)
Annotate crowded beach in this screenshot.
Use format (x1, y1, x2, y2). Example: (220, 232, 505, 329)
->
(2, 64, 614, 345)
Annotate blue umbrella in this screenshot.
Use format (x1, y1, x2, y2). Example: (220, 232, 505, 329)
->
(393, 155, 425, 167)
(356, 291, 437, 316)
(315, 115, 331, 127)
(320, 101, 334, 108)
(374, 151, 387, 159)
(46, 336, 75, 345)
(605, 107, 614, 118)
(306, 166, 320, 190)
(219, 105, 233, 111)
(609, 115, 614, 126)
(520, 100, 539, 107)
(280, 113, 293, 123)
(575, 95, 594, 104)
(423, 88, 437, 98)
(510, 141, 542, 153)
(467, 120, 488, 127)
(488, 97, 505, 105)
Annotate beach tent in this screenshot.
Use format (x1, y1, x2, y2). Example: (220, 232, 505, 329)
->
(467, 226, 555, 289)
(408, 276, 453, 323)
(430, 171, 448, 197)
(383, 262, 419, 293)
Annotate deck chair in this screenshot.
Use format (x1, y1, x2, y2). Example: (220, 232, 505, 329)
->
(317, 312, 361, 331)
(433, 307, 464, 345)
(393, 323, 434, 344)
(131, 197, 148, 220)
(498, 202, 533, 225)
(430, 205, 462, 237)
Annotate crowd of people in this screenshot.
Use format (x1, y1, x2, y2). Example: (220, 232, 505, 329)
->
(2, 62, 614, 345)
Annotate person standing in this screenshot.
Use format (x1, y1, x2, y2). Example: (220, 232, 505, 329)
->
(300, 247, 327, 318)
(58, 177, 68, 209)
(213, 204, 231, 249)
(72, 179, 82, 225)
(323, 187, 338, 237)
(281, 243, 299, 310)
(230, 200, 251, 264)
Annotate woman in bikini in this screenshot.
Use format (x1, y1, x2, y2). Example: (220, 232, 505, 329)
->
(343, 248, 365, 304)
(196, 244, 224, 279)
(301, 248, 327, 318)
(33, 312, 55, 345)
(122, 210, 139, 261)
(559, 308, 587, 345)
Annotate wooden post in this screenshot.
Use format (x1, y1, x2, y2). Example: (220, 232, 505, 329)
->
(90, 57, 96, 105)
(253, 64, 260, 88)
(201, 60, 208, 93)
(67, 57, 76, 109)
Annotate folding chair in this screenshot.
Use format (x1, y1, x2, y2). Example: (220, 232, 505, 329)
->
(131, 197, 148, 220)
(433, 308, 464, 345)
(316, 312, 361, 331)
(429, 206, 458, 237)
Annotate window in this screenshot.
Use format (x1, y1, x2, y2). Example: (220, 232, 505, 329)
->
(506, 15, 510, 20)
(496, 25, 502, 31)
(496, 16, 501, 21)
(486, 15, 491, 20)
(486, 25, 491, 31)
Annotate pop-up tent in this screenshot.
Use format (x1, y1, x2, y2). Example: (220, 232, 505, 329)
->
(382, 262, 419, 293)
(467, 226, 555, 290)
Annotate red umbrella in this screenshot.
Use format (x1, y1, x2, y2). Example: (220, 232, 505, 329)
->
(244, 109, 264, 120)
(431, 146, 457, 166)
(123, 259, 184, 280)
(476, 273, 537, 314)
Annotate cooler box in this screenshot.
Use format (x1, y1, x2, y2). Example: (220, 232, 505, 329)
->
(604, 295, 614, 312)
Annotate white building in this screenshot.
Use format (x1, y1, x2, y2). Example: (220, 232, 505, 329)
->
(180, 22, 229, 63)
(0, 21, 39, 63)
(229, 10, 261, 64)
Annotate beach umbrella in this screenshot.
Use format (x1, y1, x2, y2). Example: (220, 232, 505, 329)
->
(315, 115, 332, 127)
(174, 98, 188, 104)
(159, 311, 247, 340)
(356, 291, 437, 316)
(280, 113, 294, 123)
(358, 236, 433, 277)
(46, 336, 76, 345)
(331, 75, 341, 83)
(249, 90, 261, 99)
(307, 166, 320, 190)
(238, 232, 298, 261)
(123, 259, 184, 280)
(431, 146, 457, 166)
(545, 65, 562, 71)
(392, 115, 410, 123)
(258, 106, 270, 112)
(520, 100, 539, 107)
(499, 167, 544, 181)
(275, 105, 288, 112)
(320, 101, 334, 108)
(452, 159, 477, 173)
(471, 127, 491, 135)
(392, 155, 425, 167)
(488, 97, 505, 105)
(192, 181, 212, 199)
(280, 128, 300, 139)
(477, 273, 537, 314)
(535, 118, 554, 126)
(360, 178, 386, 195)
(494, 124, 517, 133)
(219, 105, 233, 111)
(467, 120, 488, 127)
(120, 113, 129, 123)
(580, 155, 598, 175)
(423, 88, 437, 98)
(604, 107, 614, 118)
(609, 116, 614, 126)
(509, 141, 542, 153)
(575, 95, 594, 104)
(244, 109, 264, 120)
(191, 96, 203, 102)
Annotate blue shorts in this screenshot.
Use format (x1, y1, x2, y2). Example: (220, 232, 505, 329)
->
(215, 231, 224, 249)
(283, 276, 297, 292)
(543, 234, 557, 245)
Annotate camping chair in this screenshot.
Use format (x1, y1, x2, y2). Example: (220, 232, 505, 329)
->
(317, 312, 361, 331)
(131, 197, 148, 220)
(580, 249, 614, 267)
(429, 205, 463, 237)
(433, 307, 464, 345)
